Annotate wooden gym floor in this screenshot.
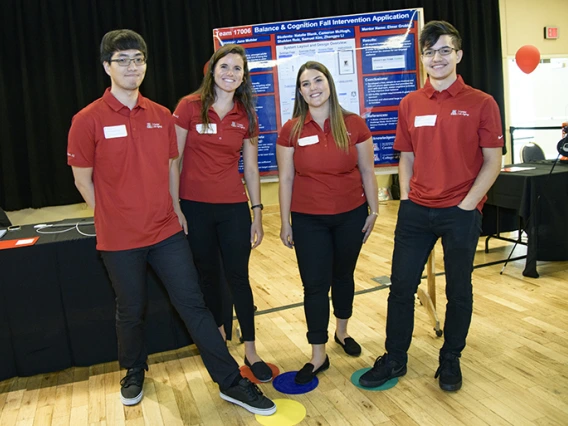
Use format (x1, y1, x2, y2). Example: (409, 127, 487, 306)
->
(2, 201, 567, 425)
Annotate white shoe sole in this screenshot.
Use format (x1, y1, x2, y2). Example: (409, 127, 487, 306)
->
(219, 392, 276, 415)
(121, 390, 143, 406)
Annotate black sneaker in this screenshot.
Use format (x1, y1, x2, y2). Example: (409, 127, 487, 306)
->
(435, 354, 462, 391)
(120, 367, 146, 405)
(220, 378, 276, 416)
(359, 353, 407, 388)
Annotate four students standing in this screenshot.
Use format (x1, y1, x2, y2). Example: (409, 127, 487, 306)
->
(68, 19, 502, 413)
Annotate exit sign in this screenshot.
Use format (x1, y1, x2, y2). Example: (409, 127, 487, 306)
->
(544, 26, 558, 39)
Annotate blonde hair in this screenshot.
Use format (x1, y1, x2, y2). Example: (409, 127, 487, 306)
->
(290, 61, 351, 152)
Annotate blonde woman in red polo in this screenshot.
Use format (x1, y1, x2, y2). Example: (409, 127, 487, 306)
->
(172, 44, 272, 383)
(277, 61, 379, 384)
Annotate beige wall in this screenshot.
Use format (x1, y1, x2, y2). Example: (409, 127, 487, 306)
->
(500, 0, 568, 56)
(499, 0, 568, 162)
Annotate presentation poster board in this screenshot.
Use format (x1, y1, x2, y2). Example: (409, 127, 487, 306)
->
(213, 9, 423, 175)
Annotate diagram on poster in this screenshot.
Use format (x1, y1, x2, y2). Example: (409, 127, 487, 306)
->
(276, 39, 361, 125)
(214, 8, 423, 174)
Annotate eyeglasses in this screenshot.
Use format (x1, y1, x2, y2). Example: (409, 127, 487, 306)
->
(422, 47, 458, 58)
(109, 57, 146, 67)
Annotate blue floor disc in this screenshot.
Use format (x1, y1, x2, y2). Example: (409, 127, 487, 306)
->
(272, 371, 319, 394)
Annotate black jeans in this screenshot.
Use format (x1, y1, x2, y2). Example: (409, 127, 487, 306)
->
(292, 203, 367, 344)
(180, 200, 256, 342)
(386, 200, 482, 364)
(100, 231, 240, 391)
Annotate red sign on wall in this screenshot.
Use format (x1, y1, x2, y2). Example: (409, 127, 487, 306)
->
(544, 26, 558, 39)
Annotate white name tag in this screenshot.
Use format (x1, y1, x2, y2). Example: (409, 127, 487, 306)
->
(414, 115, 437, 127)
(196, 123, 217, 134)
(298, 135, 319, 146)
(103, 125, 127, 139)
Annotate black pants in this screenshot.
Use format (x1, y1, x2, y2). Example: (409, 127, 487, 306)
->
(100, 231, 240, 391)
(291, 203, 367, 344)
(181, 200, 256, 342)
(386, 200, 482, 364)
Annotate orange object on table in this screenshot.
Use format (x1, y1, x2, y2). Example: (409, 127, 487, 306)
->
(0, 236, 39, 250)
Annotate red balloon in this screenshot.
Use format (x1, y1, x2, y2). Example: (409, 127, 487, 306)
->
(203, 60, 210, 76)
(515, 45, 540, 74)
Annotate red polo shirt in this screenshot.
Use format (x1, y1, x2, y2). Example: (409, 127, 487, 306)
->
(173, 94, 259, 203)
(394, 76, 503, 210)
(67, 88, 181, 251)
(277, 112, 372, 215)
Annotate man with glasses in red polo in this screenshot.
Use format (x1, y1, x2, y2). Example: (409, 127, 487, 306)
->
(67, 29, 275, 415)
(360, 21, 503, 392)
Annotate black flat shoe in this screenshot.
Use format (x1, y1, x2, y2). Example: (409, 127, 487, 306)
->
(334, 334, 361, 356)
(294, 355, 330, 384)
(244, 356, 273, 382)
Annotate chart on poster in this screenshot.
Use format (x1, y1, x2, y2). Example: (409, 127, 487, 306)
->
(213, 8, 423, 175)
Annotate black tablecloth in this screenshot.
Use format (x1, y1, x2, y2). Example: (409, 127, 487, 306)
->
(0, 220, 232, 381)
(482, 162, 568, 277)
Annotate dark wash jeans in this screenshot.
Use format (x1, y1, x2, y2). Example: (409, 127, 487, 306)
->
(100, 231, 240, 391)
(180, 200, 256, 342)
(386, 200, 482, 364)
(291, 203, 368, 344)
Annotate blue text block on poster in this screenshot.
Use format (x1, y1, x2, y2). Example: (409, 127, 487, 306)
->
(360, 35, 416, 74)
(238, 133, 278, 173)
(372, 134, 399, 165)
(364, 74, 416, 108)
(246, 46, 273, 72)
(256, 96, 278, 132)
(251, 73, 275, 95)
(258, 133, 278, 172)
(366, 110, 399, 132)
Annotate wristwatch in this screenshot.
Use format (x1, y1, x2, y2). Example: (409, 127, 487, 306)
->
(251, 204, 264, 211)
